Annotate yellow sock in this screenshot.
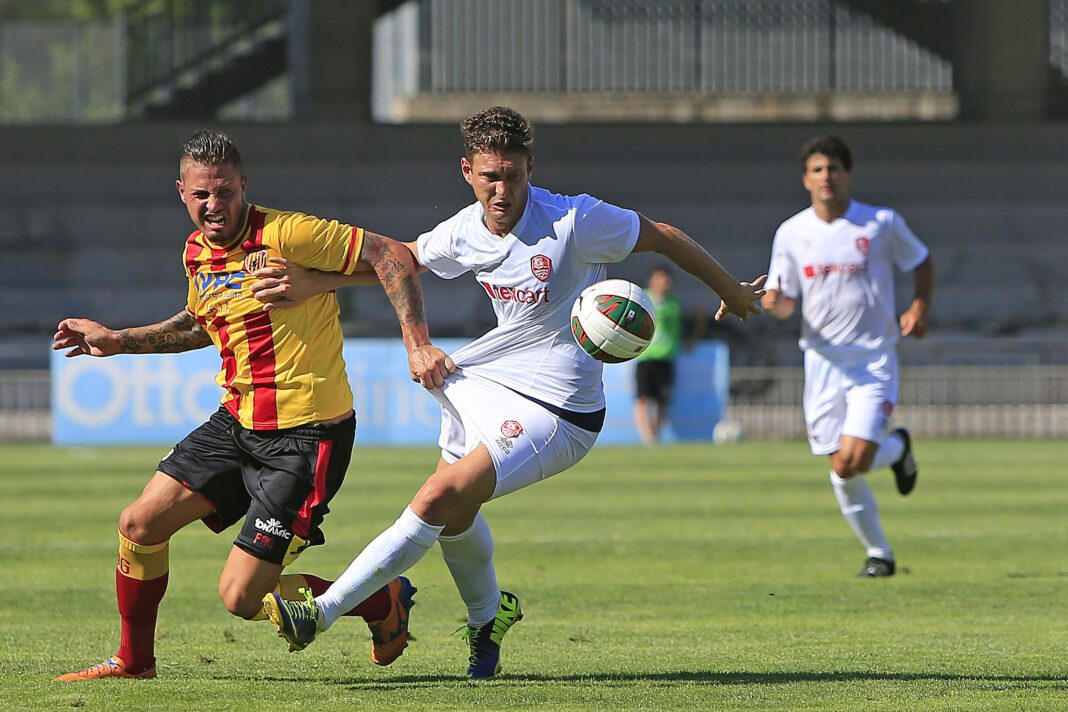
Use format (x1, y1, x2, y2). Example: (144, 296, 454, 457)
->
(249, 573, 309, 621)
(118, 532, 168, 580)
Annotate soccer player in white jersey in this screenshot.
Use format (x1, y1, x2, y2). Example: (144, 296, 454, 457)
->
(254, 106, 766, 677)
(761, 135, 936, 578)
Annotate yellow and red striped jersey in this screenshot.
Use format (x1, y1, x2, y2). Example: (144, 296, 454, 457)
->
(183, 204, 364, 430)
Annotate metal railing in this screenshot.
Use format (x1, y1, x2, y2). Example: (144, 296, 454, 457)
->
(0, 370, 50, 442)
(414, 0, 953, 95)
(124, 0, 287, 102)
(1051, 0, 1068, 77)
(728, 365, 1068, 440)
(5, 364, 1067, 442)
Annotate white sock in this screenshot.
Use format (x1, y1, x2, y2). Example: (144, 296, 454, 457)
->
(869, 431, 905, 471)
(438, 513, 500, 626)
(829, 471, 893, 561)
(317, 506, 443, 629)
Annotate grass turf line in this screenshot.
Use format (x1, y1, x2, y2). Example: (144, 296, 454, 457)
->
(1, 440, 1065, 711)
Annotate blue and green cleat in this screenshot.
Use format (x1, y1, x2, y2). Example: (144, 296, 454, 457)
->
(461, 590, 523, 679)
(262, 587, 321, 652)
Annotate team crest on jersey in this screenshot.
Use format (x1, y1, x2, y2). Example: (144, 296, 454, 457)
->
(855, 237, 871, 255)
(243, 249, 270, 273)
(501, 420, 524, 438)
(882, 400, 895, 417)
(530, 255, 553, 282)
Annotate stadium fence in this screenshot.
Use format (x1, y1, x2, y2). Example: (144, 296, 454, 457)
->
(3, 365, 1065, 443)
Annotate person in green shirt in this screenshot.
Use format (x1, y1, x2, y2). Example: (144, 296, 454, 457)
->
(633, 265, 683, 444)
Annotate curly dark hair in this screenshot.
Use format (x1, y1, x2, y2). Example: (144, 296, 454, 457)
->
(800, 135, 852, 171)
(460, 106, 534, 158)
(180, 128, 243, 177)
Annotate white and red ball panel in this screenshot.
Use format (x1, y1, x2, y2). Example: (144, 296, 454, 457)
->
(570, 279, 656, 363)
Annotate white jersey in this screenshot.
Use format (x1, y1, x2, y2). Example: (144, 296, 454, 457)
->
(417, 184, 640, 411)
(767, 200, 929, 359)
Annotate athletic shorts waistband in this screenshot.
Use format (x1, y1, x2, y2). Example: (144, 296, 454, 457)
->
(237, 411, 356, 439)
(506, 387, 605, 433)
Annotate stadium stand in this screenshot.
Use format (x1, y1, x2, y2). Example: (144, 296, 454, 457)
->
(3, 122, 1068, 369)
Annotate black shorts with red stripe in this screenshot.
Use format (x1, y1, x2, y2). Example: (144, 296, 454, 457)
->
(157, 406, 355, 565)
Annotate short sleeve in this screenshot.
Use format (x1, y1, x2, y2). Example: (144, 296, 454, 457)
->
(884, 210, 929, 272)
(766, 228, 798, 298)
(416, 216, 471, 280)
(571, 194, 640, 265)
(185, 275, 198, 314)
(272, 212, 364, 275)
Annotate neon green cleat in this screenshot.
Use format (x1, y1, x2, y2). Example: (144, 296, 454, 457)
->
(462, 590, 523, 679)
(262, 587, 321, 652)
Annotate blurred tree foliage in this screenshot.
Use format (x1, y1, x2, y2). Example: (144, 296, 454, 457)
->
(0, 0, 261, 22)
(0, 0, 126, 20)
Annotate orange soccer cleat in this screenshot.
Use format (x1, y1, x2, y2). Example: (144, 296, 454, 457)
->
(56, 656, 157, 681)
(367, 576, 416, 666)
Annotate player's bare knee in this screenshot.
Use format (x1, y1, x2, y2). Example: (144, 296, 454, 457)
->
(118, 503, 156, 543)
(217, 580, 262, 619)
(853, 453, 876, 473)
(830, 456, 857, 479)
(412, 478, 476, 526)
(413, 477, 457, 510)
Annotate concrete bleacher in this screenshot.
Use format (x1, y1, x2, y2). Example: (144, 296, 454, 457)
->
(4, 121, 1068, 367)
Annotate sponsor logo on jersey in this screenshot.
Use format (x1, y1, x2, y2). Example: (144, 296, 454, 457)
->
(855, 237, 871, 255)
(501, 420, 524, 438)
(802, 261, 868, 278)
(194, 270, 247, 295)
(479, 281, 550, 304)
(255, 517, 293, 540)
(243, 249, 270, 273)
(530, 255, 553, 281)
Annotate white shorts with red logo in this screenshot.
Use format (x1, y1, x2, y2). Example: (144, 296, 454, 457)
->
(429, 369, 600, 500)
(802, 348, 898, 456)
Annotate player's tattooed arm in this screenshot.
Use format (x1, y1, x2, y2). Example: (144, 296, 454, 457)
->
(360, 232, 426, 329)
(359, 232, 454, 388)
(53, 310, 211, 358)
(114, 310, 212, 353)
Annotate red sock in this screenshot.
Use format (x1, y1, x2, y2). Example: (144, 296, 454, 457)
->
(114, 533, 169, 674)
(299, 574, 389, 621)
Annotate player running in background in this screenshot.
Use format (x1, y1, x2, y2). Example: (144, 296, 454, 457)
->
(761, 135, 935, 578)
(52, 129, 450, 680)
(252, 106, 766, 678)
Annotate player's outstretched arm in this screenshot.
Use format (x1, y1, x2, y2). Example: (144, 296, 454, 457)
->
(358, 232, 453, 389)
(250, 257, 382, 309)
(53, 310, 211, 357)
(631, 215, 766, 322)
(900, 256, 935, 338)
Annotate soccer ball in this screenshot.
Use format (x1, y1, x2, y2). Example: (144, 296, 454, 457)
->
(570, 279, 657, 363)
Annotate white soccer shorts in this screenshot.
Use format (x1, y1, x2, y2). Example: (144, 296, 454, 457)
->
(429, 368, 600, 500)
(802, 348, 899, 456)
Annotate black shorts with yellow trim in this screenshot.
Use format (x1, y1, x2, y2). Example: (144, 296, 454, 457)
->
(157, 406, 355, 566)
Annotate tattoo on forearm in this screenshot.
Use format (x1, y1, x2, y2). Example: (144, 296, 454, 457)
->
(363, 233, 426, 326)
(116, 311, 211, 353)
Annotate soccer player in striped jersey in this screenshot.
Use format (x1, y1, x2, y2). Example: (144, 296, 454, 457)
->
(252, 107, 766, 678)
(52, 129, 451, 680)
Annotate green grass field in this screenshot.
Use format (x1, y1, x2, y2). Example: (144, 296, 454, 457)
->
(2, 440, 1065, 711)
